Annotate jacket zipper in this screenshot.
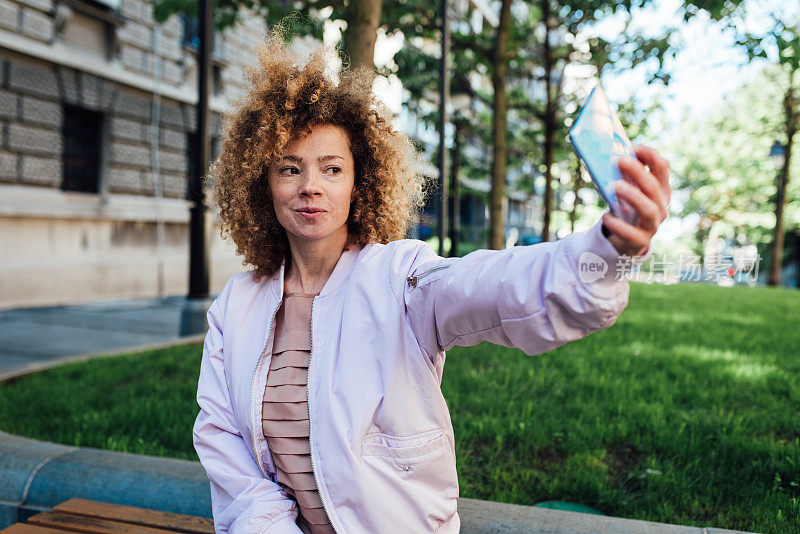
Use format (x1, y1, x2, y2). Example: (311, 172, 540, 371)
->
(307, 296, 338, 532)
(407, 264, 450, 288)
(249, 298, 282, 479)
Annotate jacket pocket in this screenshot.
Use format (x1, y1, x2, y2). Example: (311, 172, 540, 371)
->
(361, 428, 448, 468)
(361, 428, 458, 529)
(406, 261, 452, 290)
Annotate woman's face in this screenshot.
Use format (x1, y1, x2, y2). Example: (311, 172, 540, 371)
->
(267, 123, 356, 249)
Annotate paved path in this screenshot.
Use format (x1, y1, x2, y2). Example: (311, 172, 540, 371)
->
(0, 296, 207, 379)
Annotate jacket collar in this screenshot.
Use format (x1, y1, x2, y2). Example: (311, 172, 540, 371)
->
(270, 242, 364, 299)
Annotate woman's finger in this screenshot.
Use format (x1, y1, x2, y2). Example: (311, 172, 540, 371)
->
(618, 156, 668, 218)
(632, 144, 671, 205)
(602, 211, 650, 256)
(614, 180, 661, 232)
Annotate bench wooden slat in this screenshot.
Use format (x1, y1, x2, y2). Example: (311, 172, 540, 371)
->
(52, 500, 214, 534)
(27, 511, 179, 534)
(0, 524, 74, 533)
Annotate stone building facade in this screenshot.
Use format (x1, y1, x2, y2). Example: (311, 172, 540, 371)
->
(0, 0, 267, 309)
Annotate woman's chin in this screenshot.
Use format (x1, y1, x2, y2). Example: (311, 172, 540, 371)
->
(287, 228, 345, 246)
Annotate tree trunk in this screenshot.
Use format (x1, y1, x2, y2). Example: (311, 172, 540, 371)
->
(342, 0, 382, 72)
(768, 70, 797, 286)
(540, 0, 562, 243)
(450, 121, 464, 256)
(570, 156, 583, 234)
(489, 0, 513, 250)
(794, 230, 800, 289)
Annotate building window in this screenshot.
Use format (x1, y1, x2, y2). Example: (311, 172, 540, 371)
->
(181, 14, 218, 54)
(90, 0, 122, 11)
(55, 0, 125, 62)
(181, 14, 224, 94)
(62, 104, 104, 193)
(212, 64, 223, 95)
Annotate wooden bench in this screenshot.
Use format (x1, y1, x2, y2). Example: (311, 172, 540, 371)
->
(1, 498, 215, 533)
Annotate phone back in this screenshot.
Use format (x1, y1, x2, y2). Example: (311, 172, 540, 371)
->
(568, 85, 639, 226)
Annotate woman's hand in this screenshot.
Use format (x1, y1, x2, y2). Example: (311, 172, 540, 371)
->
(601, 144, 671, 258)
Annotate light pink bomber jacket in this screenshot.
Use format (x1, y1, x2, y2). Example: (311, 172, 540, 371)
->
(192, 216, 651, 534)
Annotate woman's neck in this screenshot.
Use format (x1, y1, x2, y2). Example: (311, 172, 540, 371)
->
(284, 231, 348, 295)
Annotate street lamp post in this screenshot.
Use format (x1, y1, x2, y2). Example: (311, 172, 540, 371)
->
(180, 0, 212, 334)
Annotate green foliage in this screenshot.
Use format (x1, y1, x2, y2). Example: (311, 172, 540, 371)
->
(733, 3, 800, 72)
(681, 0, 741, 21)
(386, 0, 682, 207)
(152, 0, 263, 32)
(668, 63, 800, 246)
(151, 0, 336, 41)
(1, 283, 798, 532)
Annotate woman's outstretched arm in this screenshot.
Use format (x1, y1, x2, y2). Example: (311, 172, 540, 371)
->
(403, 217, 650, 360)
(402, 144, 669, 362)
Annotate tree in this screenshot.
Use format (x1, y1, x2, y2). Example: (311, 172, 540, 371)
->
(501, 0, 685, 243)
(385, 0, 526, 249)
(490, 0, 514, 249)
(732, 1, 799, 285)
(152, 0, 383, 72)
(499, 0, 748, 244)
(389, 0, 662, 248)
(522, 0, 668, 242)
(343, 0, 383, 70)
(668, 63, 800, 279)
(485, 0, 664, 246)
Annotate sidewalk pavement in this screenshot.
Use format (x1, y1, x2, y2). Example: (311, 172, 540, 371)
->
(0, 296, 207, 380)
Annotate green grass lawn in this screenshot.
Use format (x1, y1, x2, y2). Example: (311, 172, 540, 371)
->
(1, 282, 798, 532)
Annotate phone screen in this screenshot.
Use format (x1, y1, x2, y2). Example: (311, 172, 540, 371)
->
(568, 85, 639, 227)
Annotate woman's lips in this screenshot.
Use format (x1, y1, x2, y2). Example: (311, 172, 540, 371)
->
(295, 209, 325, 220)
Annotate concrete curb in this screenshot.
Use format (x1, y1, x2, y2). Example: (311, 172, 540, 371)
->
(0, 430, 755, 533)
(0, 431, 210, 528)
(0, 335, 205, 384)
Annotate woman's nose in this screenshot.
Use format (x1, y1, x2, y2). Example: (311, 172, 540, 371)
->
(298, 170, 323, 196)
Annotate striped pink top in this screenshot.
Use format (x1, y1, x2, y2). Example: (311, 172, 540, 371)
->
(262, 292, 335, 534)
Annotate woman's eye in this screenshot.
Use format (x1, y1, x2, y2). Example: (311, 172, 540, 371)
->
(326, 166, 342, 175)
(280, 167, 300, 175)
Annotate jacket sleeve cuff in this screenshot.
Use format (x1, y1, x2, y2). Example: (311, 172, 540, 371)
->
(256, 513, 304, 534)
(565, 215, 651, 300)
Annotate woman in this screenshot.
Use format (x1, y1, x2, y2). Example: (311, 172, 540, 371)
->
(193, 36, 670, 534)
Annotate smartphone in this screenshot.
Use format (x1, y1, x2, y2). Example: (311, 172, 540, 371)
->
(568, 84, 639, 227)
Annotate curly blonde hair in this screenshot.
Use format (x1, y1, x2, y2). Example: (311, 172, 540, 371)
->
(210, 34, 432, 281)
